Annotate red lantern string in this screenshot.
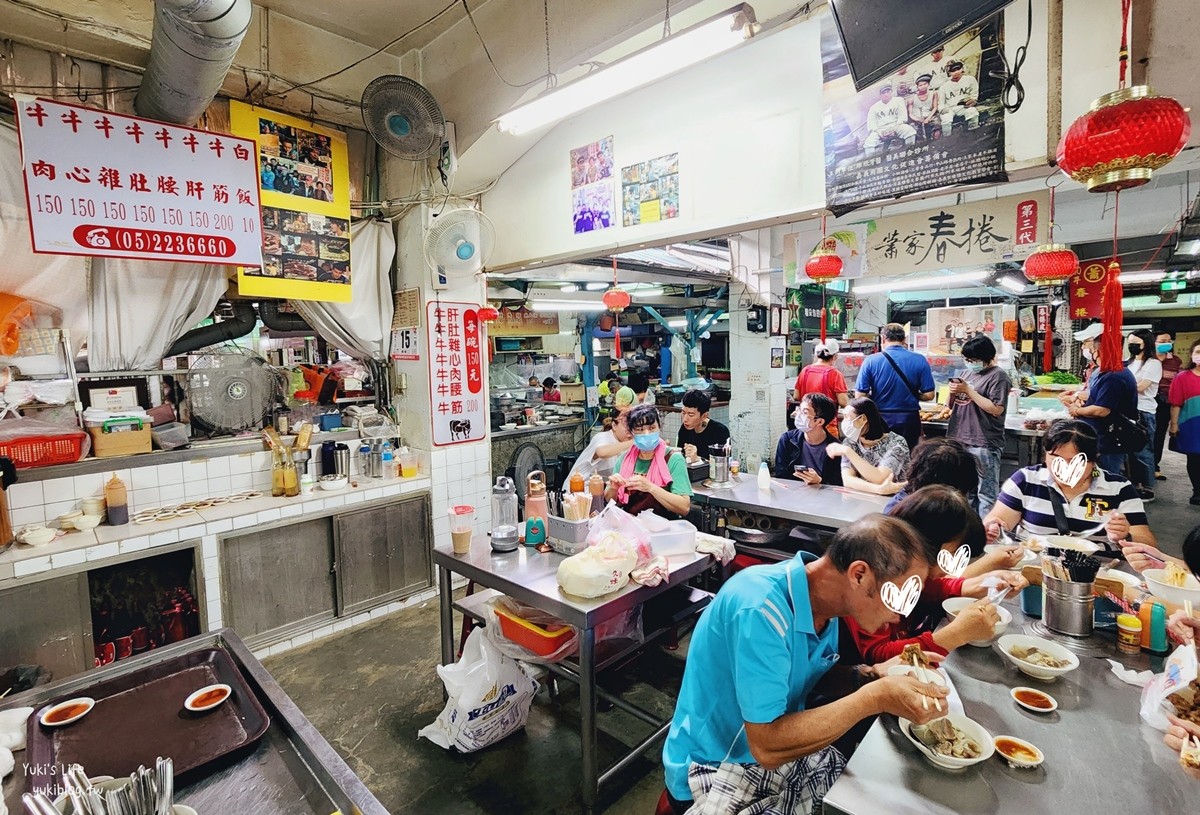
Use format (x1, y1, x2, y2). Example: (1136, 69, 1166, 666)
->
(1118, 0, 1131, 89)
(611, 257, 621, 361)
(820, 215, 828, 343)
(1100, 191, 1124, 372)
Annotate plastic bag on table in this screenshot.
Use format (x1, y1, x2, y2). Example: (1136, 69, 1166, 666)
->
(418, 627, 539, 753)
(1139, 643, 1198, 732)
(596, 607, 643, 647)
(557, 539, 639, 598)
(484, 596, 579, 664)
(586, 501, 652, 555)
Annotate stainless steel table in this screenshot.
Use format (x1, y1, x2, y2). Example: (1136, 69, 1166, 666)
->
(922, 417, 1047, 466)
(1, 629, 389, 815)
(823, 608, 1190, 815)
(435, 538, 714, 814)
(691, 477, 890, 529)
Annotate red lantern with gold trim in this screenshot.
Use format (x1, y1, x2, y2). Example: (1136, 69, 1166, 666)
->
(804, 246, 844, 284)
(1023, 243, 1078, 286)
(1057, 87, 1190, 193)
(602, 286, 631, 313)
(477, 305, 500, 322)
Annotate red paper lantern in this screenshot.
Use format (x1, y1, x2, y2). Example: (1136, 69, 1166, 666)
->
(1057, 87, 1191, 193)
(804, 248, 844, 284)
(602, 286, 631, 313)
(477, 305, 500, 322)
(1023, 243, 1079, 286)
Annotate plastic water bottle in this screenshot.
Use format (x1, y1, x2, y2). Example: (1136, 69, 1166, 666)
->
(757, 461, 771, 491)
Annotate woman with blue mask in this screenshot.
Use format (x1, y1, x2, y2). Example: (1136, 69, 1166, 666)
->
(605, 403, 692, 519)
(947, 334, 1011, 514)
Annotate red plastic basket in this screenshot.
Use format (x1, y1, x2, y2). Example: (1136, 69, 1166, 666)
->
(0, 433, 87, 468)
(495, 606, 576, 657)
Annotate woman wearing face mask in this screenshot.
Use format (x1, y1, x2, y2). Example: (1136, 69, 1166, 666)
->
(1125, 328, 1162, 501)
(947, 334, 1011, 514)
(983, 419, 1156, 554)
(826, 397, 910, 496)
(1168, 339, 1200, 505)
(605, 403, 692, 518)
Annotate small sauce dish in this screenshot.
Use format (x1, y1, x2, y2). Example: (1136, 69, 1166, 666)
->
(994, 735, 1044, 769)
(184, 683, 232, 713)
(40, 697, 95, 727)
(1010, 686, 1058, 713)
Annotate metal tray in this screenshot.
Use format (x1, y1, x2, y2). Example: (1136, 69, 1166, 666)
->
(26, 647, 270, 791)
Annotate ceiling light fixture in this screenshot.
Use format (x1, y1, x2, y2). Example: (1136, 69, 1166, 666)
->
(495, 5, 757, 135)
(667, 318, 689, 328)
(1176, 238, 1200, 256)
(1119, 270, 1167, 284)
(530, 300, 608, 312)
(560, 283, 579, 292)
(852, 271, 989, 295)
(998, 276, 1029, 294)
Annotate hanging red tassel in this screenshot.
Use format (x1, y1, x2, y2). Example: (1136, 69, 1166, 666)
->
(820, 287, 828, 343)
(1043, 306, 1056, 373)
(1100, 260, 1124, 371)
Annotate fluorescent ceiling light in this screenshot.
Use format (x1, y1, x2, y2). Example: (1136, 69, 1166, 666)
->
(530, 300, 607, 312)
(667, 318, 688, 328)
(853, 271, 989, 295)
(998, 276, 1028, 294)
(632, 287, 664, 298)
(496, 5, 756, 135)
(1176, 239, 1200, 256)
(1118, 270, 1166, 284)
(585, 282, 609, 291)
(560, 283, 579, 292)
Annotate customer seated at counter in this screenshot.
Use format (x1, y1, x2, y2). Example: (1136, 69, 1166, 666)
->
(678, 390, 730, 463)
(774, 393, 842, 486)
(613, 386, 637, 412)
(567, 411, 632, 481)
(826, 397, 910, 496)
(661, 515, 948, 815)
(598, 373, 623, 400)
(883, 438, 980, 514)
(541, 377, 561, 402)
(605, 404, 692, 519)
(842, 487, 1027, 665)
(628, 371, 655, 405)
(983, 419, 1155, 554)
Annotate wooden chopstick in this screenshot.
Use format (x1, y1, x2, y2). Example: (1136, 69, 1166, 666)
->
(912, 656, 929, 711)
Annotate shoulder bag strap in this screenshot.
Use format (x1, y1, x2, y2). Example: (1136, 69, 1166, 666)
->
(880, 350, 921, 400)
(1045, 486, 1073, 536)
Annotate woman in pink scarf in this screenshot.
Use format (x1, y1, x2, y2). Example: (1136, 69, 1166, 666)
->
(605, 404, 693, 519)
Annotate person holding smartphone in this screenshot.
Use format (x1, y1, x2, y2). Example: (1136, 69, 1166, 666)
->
(947, 335, 1011, 514)
(774, 393, 843, 486)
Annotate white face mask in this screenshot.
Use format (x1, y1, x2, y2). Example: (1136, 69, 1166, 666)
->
(794, 410, 811, 432)
(840, 417, 862, 443)
(1082, 347, 1095, 362)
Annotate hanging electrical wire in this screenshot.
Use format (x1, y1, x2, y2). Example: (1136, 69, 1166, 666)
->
(460, 0, 555, 89)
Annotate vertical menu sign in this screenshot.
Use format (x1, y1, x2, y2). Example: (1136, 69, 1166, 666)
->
(14, 95, 262, 266)
(427, 301, 486, 446)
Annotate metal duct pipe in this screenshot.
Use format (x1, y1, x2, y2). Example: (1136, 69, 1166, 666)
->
(165, 300, 257, 357)
(258, 300, 313, 333)
(135, 0, 253, 125)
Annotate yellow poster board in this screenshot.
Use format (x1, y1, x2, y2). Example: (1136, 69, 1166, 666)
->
(229, 101, 352, 303)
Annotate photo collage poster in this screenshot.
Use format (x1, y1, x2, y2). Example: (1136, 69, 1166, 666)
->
(570, 136, 616, 234)
(620, 153, 680, 226)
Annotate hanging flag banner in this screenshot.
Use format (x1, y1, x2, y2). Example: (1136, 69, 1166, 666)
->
(786, 286, 848, 334)
(820, 16, 1007, 213)
(229, 101, 352, 303)
(428, 301, 486, 446)
(784, 222, 869, 286)
(862, 190, 1049, 277)
(1070, 261, 1109, 319)
(14, 95, 262, 265)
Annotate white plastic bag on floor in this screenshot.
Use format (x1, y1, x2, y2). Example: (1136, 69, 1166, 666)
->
(418, 628, 539, 753)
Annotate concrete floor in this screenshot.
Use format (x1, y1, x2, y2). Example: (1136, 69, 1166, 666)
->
(264, 450, 1199, 815)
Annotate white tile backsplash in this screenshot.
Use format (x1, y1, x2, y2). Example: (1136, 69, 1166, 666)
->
(157, 462, 184, 485)
(129, 467, 159, 490)
(8, 482, 42, 510)
(42, 479, 75, 504)
(72, 473, 105, 498)
(205, 457, 231, 478)
(158, 484, 184, 503)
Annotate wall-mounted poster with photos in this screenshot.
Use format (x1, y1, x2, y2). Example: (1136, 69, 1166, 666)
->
(230, 101, 352, 302)
(621, 153, 679, 226)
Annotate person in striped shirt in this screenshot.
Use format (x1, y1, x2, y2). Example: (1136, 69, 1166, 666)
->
(983, 419, 1156, 554)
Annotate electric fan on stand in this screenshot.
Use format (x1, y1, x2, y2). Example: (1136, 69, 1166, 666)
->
(361, 75, 446, 161)
(186, 350, 283, 436)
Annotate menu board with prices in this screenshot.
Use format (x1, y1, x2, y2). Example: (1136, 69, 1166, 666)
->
(427, 301, 486, 446)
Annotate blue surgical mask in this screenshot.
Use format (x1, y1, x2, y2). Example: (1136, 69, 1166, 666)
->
(964, 361, 983, 373)
(1157, 342, 1174, 353)
(633, 432, 661, 452)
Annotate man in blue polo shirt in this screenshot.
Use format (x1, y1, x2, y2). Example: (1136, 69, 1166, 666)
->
(855, 323, 936, 449)
(662, 515, 947, 815)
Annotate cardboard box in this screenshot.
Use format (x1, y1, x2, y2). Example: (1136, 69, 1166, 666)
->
(88, 425, 152, 457)
(559, 383, 586, 404)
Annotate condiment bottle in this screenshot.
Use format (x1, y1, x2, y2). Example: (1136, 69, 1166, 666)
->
(1148, 602, 1169, 654)
(757, 461, 771, 490)
(104, 473, 128, 526)
(1137, 599, 1156, 649)
(271, 446, 286, 497)
(282, 456, 300, 497)
(730, 459, 740, 476)
(569, 471, 585, 494)
(524, 470, 549, 545)
(1116, 613, 1142, 654)
(588, 474, 605, 517)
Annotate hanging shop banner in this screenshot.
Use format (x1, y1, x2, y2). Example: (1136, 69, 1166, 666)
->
(229, 101, 352, 303)
(784, 222, 869, 286)
(786, 286, 848, 334)
(487, 306, 560, 337)
(428, 301, 486, 446)
(820, 16, 1007, 213)
(570, 136, 616, 234)
(14, 95, 262, 265)
(620, 153, 680, 226)
(1070, 261, 1109, 319)
(862, 190, 1048, 277)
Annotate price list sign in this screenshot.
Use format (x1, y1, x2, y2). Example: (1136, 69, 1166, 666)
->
(427, 301, 486, 446)
(14, 95, 263, 266)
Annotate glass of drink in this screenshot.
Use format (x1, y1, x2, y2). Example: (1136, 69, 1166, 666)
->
(449, 505, 475, 554)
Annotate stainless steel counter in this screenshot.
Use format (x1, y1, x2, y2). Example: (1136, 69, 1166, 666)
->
(491, 418, 585, 439)
(823, 610, 1190, 815)
(1, 629, 389, 815)
(691, 477, 890, 530)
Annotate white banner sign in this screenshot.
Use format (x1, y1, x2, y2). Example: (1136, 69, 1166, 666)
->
(863, 190, 1049, 277)
(785, 222, 869, 286)
(427, 301, 486, 446)
(15, 95, 263, 266)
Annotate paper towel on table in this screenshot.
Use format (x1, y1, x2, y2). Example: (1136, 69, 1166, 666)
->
(1108, 659, 1154, 687)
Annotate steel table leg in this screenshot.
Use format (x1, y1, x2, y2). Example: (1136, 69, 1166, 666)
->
(438, 564, 454, 667)
(579, 625, 597, 815)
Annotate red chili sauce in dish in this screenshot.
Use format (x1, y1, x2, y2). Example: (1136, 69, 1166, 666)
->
(996, 738, 1039, 762)
(191, 687, 230, 708)
(44, 702, 90, 724)
(1013, 689, 1053, 710)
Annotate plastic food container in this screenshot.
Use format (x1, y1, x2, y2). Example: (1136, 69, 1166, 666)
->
(650, 520, 698, 556)
(494, 606, 576, 657)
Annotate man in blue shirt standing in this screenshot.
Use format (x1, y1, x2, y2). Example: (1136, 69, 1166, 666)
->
(855, 323, 936, 449)
(661, 515, 947, 815)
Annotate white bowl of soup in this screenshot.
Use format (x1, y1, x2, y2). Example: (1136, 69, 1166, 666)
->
(997, 634, 1079, 681)
(1144, 566, 1200, 607)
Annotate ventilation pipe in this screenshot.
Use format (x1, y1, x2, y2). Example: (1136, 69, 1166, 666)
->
(258, 300, 313, 333)
(135, 0, 253, 125)
(165, 300, 257, 357)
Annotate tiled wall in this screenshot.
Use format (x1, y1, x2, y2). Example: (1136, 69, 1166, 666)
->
(428, 441, 493, 543)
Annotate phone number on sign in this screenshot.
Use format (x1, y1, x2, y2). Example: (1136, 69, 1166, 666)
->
(70, 224, 235, 258)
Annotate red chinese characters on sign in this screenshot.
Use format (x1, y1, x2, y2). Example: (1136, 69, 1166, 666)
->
(428, 301, 486, 446)
(1015, 199, 1038, 246)
(14, 94, 261, 266)
(1070, 262, 1108, 319)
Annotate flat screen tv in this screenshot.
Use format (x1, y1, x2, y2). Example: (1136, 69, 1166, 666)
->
(829, 0, 1015, 90)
